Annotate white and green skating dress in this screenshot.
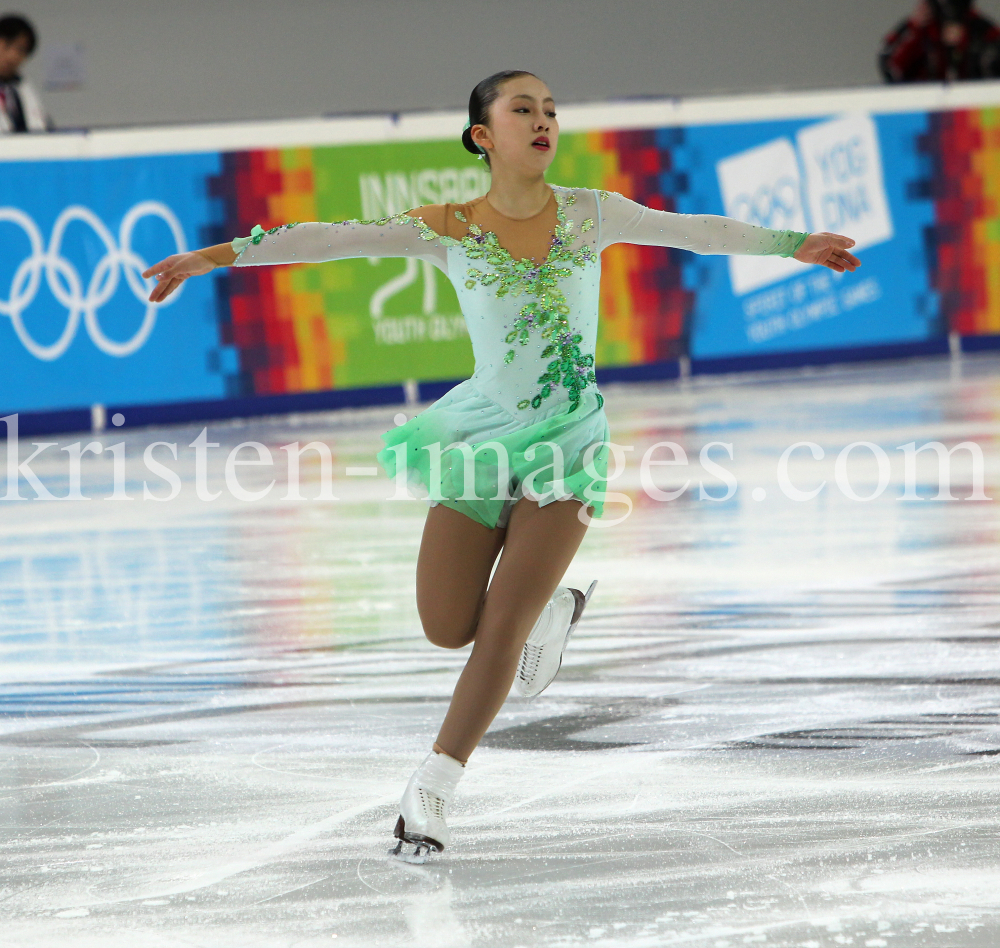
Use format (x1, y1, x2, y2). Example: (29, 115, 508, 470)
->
(232, 185, 807, 529)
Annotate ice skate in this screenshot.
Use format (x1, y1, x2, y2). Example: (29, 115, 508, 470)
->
(512, 580, 597, 698)
(389, 750, 465, 862)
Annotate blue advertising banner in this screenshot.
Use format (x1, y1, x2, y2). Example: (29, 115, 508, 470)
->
(0, 153, 228, 412)
(676, 112, 938, 359)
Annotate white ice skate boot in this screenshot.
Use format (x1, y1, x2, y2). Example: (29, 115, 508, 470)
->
(512, 580, 597, 698)
(390, 751, 465, 862)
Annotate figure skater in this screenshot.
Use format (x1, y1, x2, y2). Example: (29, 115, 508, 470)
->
(143, 70, 860, 863)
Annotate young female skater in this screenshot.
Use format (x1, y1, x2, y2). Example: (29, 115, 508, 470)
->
(143, 70, 860, 862)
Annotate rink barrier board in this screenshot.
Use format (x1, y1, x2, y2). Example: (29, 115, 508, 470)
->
(7, 81, 1000, 161)
(13, 335, 1000, 437)
(5, 82, 1000, 429)
(12, 408, 94, 437)
(688, 336, 953, 376)
(9, 359, 683, 436)
(8, 382, 410, 437)
(960, 332, 1000, 353)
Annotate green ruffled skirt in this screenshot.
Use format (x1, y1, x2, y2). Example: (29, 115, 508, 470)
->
(376, 381, 611, 530)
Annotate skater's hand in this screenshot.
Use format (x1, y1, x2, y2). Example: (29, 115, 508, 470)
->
(142, 251, 217, 303)
(793, 233, 861, 274)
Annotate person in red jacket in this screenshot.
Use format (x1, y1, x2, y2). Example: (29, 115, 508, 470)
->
(880, 0, 1000, 81)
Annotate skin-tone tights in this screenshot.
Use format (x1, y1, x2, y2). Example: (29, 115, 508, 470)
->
(416, 496, 591, 764)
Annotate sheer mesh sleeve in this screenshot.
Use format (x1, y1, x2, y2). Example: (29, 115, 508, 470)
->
(595, 190, 807, 258)
(231, 210, 451, 274)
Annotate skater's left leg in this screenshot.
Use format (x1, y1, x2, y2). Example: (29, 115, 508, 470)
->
(434, 496, 592, 762)
(416, 503, 507, 650)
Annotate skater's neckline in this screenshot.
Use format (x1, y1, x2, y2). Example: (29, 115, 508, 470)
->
(481, 186, 555, 222)
(405, 186, 572, 267)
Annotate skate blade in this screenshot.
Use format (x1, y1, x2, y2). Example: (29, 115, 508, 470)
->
(569, 580, 597, 627)
(390, 815, 443, 864)
(389, 839, 431, 864)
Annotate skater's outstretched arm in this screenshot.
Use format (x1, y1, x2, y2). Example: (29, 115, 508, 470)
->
(596, 190, 860, 274)
(142, 207, 452, 304)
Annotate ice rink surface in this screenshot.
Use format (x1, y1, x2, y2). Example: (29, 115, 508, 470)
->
(3, 353, 1000, 948)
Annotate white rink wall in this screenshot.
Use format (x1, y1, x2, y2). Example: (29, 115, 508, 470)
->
(5, 79, 1000, 161)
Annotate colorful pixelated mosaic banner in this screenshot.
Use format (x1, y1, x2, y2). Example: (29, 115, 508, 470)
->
(2, 104, 999, 413)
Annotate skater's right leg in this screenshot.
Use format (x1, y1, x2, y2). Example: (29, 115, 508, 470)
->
(415, 503, 506, 650)
(395, 499, 588, 858)
(394, 505, 503, 859)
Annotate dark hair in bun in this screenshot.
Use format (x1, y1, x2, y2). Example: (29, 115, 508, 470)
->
(462, 70, 538, 169)
(929, 0, 972, 19)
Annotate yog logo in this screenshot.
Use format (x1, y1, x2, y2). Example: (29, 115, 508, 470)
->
(0, 201, 187, 361)
(716, 114, 894, 296)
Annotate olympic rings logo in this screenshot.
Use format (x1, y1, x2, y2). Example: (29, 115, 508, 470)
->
(727, 175, 802, 231)
(0, 201, 186, 361)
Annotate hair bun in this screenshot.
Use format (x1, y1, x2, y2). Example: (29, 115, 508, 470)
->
(461, 125, 482, 156)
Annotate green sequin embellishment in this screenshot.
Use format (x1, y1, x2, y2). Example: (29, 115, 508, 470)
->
(581, 218, 594, 233)
(331, 200, 600, 414)
(250, 221, 300, 245)
(458, 189, 598, 413)
(598, 190, 612, 201)
(400, 214, 461, 246)
(332, 213, 461, 247)
(454, 210, 467, 222)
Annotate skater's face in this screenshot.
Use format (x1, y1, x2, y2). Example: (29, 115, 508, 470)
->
(471, 75, 558, 175)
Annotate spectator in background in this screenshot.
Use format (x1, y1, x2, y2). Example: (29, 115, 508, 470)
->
(0, 13, 50, 132)
(880, 0, 1000, 81)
